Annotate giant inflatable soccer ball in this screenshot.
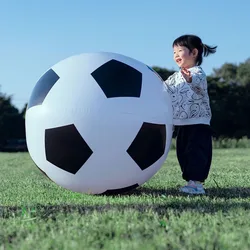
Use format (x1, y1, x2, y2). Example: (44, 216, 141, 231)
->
(25, 52, 173, 194)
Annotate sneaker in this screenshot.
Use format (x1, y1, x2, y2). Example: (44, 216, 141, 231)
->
(179, 180, 205, 194)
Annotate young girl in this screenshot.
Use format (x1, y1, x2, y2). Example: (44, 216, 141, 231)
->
(165, 34, 217, 194)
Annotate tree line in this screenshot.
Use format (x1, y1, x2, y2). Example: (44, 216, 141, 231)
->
(0, 58, 250, 145)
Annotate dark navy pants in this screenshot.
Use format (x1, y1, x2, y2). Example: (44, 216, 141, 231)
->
(175, 124, 213, 183)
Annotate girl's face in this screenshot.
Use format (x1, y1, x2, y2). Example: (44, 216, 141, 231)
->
(173, 45, 197, 69)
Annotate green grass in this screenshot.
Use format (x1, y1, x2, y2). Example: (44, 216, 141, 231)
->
(1, 149, 250, 250)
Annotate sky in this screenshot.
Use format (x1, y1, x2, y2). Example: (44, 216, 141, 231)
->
(1, 0, 250, 111)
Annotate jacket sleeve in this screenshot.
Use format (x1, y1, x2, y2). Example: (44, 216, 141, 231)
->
(164, 73, 176, 94)
(189, 67, 207, 95)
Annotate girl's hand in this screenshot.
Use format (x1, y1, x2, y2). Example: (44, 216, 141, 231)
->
(181, 68, 192, 83)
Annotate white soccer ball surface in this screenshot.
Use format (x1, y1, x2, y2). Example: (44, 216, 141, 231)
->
(25, 52, 173, 194)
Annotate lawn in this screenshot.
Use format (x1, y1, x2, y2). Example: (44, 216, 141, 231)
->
(1, 149, 250, 250)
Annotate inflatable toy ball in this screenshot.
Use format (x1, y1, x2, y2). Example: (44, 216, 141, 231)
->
(25, 52, 173, 195)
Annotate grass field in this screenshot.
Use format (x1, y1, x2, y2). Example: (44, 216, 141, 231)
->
(1, 149, 250, 250)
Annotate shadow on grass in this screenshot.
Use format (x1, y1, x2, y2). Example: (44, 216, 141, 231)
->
(1, 187, 250, 219)
(1, 200, 250, 219)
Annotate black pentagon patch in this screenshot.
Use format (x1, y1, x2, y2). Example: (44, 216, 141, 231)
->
(45, 124, 93, 174)
(127, 122, 166, 170)
(27, 69, 60, 109)
(27, 69, 59, 109)
(101, 184, 139, 195)
(91, 59, 142, 98)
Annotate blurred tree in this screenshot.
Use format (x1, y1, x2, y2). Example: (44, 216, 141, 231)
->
(0, 91, 25, 145)
(212, 63, 238, 84)
(236, 58, 250, 85)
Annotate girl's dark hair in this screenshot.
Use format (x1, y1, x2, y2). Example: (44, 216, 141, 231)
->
(172, 34, 217, 66)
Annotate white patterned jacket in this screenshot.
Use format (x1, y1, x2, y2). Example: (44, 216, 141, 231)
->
(164, 66, 212, 126)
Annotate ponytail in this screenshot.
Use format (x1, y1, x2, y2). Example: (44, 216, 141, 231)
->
(202, 43, 217, 57)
